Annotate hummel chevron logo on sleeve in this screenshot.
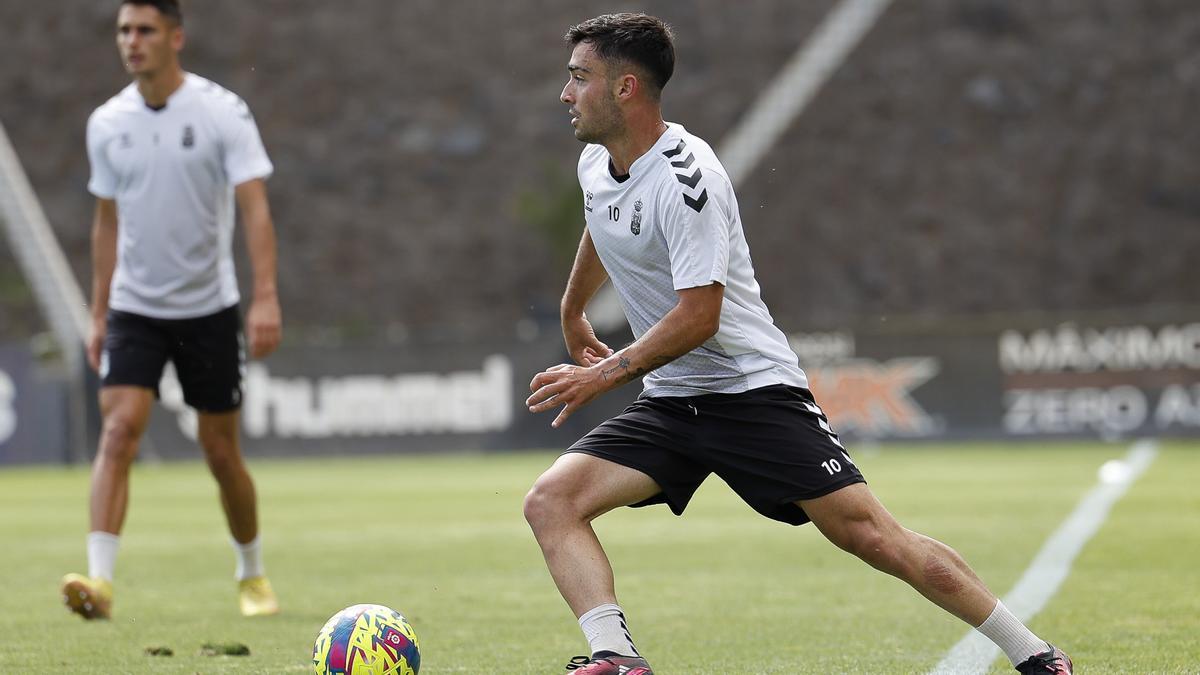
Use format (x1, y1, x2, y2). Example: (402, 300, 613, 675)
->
(670, 153, 695, 170)
(675, 167, 702, 189)
(663, 139, 707, 212)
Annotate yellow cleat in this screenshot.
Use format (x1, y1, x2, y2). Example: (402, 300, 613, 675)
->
(60, 573, 113, 620)
(238, 575, 280, 617)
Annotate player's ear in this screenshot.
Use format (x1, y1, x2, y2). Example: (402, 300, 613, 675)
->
(170, 25, 185, 52)
(614, 73, 638, 101)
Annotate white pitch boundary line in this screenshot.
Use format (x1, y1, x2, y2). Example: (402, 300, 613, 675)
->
(928, 439, 1160, 675)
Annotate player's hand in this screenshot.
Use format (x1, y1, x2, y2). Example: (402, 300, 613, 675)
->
(246, 296, 282, 358)
(526, 363, 605, 428)
(562, 313, 613, 366)
(86, 316, 106, 372)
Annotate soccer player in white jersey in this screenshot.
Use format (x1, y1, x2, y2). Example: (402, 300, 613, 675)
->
(60, 0, 281, 620)
(524, 13, 1072, 675)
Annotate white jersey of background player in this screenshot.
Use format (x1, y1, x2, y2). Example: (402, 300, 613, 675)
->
(87, 72, 274, 319)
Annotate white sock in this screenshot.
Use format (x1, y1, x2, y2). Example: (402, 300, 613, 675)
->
(975, 600, 1050, 665)
(232, 536, 264, 581)
(578, 603, 639, 658)
(87, 531, 120, 582)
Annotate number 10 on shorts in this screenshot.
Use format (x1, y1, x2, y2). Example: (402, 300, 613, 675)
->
(821, 451, 856, 475)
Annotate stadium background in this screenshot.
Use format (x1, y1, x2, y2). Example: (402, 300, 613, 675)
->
(1, 3, 1199, 673)
(1, 0, 1198, 462)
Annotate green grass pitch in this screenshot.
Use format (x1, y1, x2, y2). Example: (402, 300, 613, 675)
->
(1, 441, 1197, 673)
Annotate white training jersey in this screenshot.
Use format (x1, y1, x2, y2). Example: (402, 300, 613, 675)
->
(578, 122, 808, 397)
(86, 72, 273, 319)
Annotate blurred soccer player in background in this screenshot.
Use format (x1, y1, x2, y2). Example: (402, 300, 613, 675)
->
(524, 13, 1071, 674)
(60, 0, 282, 620)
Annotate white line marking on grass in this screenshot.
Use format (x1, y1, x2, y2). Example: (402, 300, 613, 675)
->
(929, 439, 1159, 675)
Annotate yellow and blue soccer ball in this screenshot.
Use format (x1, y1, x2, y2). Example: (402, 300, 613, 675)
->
(313, 603, 420, 675)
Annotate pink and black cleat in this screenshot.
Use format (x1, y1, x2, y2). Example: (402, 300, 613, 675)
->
(1015, 644, 1073, 674)
(564, 653, 653, 675)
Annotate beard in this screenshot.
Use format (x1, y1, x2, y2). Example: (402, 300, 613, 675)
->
(574, 98, 623, 144)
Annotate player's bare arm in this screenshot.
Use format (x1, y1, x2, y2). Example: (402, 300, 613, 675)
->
(236, 178, 282, 358)
(529, 282, 724, 427)
(87, 198, 119, 371)
(561, 227, 614, 366)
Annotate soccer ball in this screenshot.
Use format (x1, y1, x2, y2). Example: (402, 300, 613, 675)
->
(313, 603, 421, 675)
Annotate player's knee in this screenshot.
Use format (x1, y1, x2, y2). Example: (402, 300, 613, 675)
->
(197, 422, 237, 450)
(204, 451, 232, 478)
(97, 417, 142, 465)
(822, 512, 885, 560)
(201, 443, 244, 480)
(849, 528, 890, 566)
(844, 523, 907, 573)
(523, 476, 577, 530)
(522, 483, 554, 530)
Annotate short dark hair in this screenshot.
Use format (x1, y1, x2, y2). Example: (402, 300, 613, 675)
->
(565, 13, 675, 96)
(121, 0, 183, 25)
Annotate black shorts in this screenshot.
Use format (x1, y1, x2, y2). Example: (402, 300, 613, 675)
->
(100, 305, 245, 413)
(568, 385, 866, 525)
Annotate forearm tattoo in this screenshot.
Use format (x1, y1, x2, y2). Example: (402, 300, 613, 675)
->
(601, 354, 674, 384)
(601, 356, 631, 381)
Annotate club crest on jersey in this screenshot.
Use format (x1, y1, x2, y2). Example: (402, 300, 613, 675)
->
(585, 190, 594, 212)
(182, 124, 195, 149)
(118, 133, 133, 149)
(631, 199, 643, 235)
